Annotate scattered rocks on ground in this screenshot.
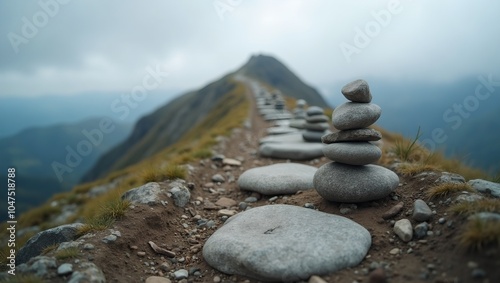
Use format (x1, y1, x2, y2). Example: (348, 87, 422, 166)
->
(203, 205, 371, 281)
(382, 202, 404, 220)
(394, 219, 413, 242)
(17, 223, 84, 264)
(413, 199, 432, 222)
(57, 263, 73, 276)
(169, 180, 191, 207)
(435, 172, 466, 185)
(121, 182, 165, 205)
(468, 179, 500, 198)
(146, 276, 172, 283)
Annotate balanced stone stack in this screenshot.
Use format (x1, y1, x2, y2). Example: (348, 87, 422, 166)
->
(289, 99, 307, 129)
(313, 79, 399, 203)
(302, 106, 330, 142)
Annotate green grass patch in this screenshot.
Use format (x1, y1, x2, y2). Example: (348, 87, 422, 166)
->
(393, 126, 423, 162)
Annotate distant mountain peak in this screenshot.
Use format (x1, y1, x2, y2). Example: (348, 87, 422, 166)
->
(237, 54, 329, 108)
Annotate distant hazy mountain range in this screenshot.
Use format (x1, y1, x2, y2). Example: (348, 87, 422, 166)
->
(0, 90, 177, 139)
(324, 76, 500, 173)
(0, 118, 131, 218)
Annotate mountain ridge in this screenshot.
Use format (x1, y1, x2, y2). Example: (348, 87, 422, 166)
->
(82, 54, 330, 182)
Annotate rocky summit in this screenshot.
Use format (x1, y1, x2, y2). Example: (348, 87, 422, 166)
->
(202, 205, 371, 281)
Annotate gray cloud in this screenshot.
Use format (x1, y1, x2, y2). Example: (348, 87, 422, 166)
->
(1, 0, 499, 96)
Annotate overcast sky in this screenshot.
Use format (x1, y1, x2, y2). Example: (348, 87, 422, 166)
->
(1, 0, 499, 97)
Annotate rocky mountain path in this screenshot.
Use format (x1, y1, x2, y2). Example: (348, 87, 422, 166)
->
(12, 79, 499, 283)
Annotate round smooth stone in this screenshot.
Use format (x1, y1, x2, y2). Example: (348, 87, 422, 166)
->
(313, 163, 399, 203)
(341, 79, 372, 103)
(305, 114, 329, 123)
(203, 205, 371, 281)
(322, 142, 381, 165)
(237, 163, 317, 195)
(332, 102, 381, 130)
(302, 130, 327, 142)
(306, 106, 324, 116)
(321, 128, 382, 143)
(303, 122, 330, 131)
(259, 142, 325, 160)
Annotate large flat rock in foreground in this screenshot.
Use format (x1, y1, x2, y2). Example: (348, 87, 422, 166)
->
(259, 142, 324, 160)
(238, 163, 317, 195)
(203, 205, 371, 281)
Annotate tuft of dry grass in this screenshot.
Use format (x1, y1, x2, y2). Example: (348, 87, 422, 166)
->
(397, 162, 441, 177)
(457, 218, 500, 251)
(54, 247, 80, 260)
(78, 190, 130, 236)
(192, 148, 213, 159)
(41, 244, 59, 255)
(140, 163, 187, 183)
(18, 204, 61, 228)
(449, 199, 500, 216)
(427, 183, 473, 200)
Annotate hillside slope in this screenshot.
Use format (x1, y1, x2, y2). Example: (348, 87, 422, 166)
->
(82, 54, 330, 182)
(0, 118, 130, 218)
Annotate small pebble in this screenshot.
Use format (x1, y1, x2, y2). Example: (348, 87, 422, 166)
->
(137, 251, 146, 257)
(213, 276, 221, 283)
(438, 217, 446, 224)
(389, 248, 400, 255)
(269, 196, 278, 202)
(471, 268, 486, 278)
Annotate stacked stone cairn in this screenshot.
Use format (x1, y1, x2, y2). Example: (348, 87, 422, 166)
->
(289, 99, 307, 129)
(302, 106, 330, 142)
(313, 79, 399, 203)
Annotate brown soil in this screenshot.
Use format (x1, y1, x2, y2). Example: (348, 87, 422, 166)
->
(61, 83, 499, 283)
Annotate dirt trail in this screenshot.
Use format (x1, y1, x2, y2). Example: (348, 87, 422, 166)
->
(77, 80, 498, 283)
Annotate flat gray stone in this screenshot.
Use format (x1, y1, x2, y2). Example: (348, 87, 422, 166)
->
(313, 163, 399, 202)
(264, 113, 293, 121)
(203, 205, 371, 281)
(435, 172, 465, 185)
(259, 142, 325, 160)
(413, 199, 432, 222)
(121, 182, 165, 205)
(322, 128, 382, 143)
(68, 262, 106, 283)
(259, 132, 305, 144)
(302, 130, 327, 142)
(266, 126, 299, 135)
(468, 179, 500, 198)
(303, 122, 330, 131)
(332, 102, 381, 130)
(306, 106, 324, 116)
(305, 115, 329, 123)
(238, 163, 317, 195)
(289, 119, 306, 129)
(341, 79, 372, 103)
(322, 142, 381, 165)
(17, 223, 84, 265)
